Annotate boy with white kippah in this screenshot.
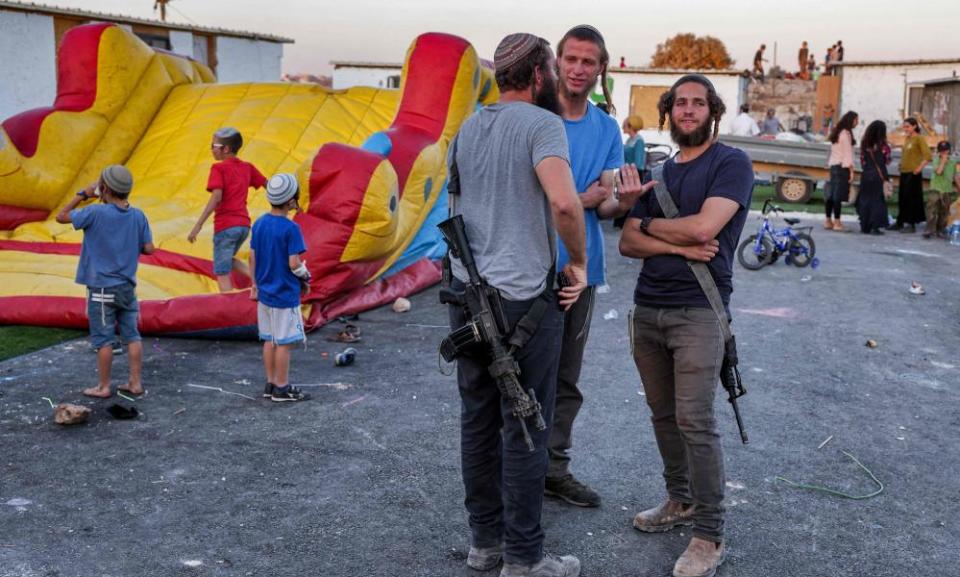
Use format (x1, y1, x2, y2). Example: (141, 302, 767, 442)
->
(188, 127, 267, 292)
(249, 172, 310, 402)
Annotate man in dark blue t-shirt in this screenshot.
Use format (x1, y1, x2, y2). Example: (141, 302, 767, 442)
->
(619, 75, 753, 577)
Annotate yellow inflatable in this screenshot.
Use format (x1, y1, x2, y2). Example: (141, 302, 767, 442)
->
(0, 24, 497, 335)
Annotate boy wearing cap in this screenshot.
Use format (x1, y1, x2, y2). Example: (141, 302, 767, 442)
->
(56, 165, 155, 398)
(249, 173, 310, 403)
(923, 141, 959, 239)
(188, 127, 267, 292)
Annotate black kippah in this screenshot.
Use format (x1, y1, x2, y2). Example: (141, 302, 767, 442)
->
(671, 74, 716, 92)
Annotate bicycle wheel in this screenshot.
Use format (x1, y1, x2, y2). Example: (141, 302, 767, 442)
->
(737, 234, 773, 270)
(788, 233, 816, 267)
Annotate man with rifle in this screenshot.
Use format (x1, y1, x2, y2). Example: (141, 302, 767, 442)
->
(442, 33, 587, 577)
(619, 74, 753, 577)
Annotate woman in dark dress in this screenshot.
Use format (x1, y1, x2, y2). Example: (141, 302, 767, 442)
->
(857, 120, 892, 234)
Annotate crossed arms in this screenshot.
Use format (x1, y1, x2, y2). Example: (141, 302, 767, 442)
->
(619, 196, 741, 262)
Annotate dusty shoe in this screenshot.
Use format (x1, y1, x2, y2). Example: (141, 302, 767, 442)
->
(832, 220, 848, 232)
(673, 538, 725, 577)
(500, 553, 580, 577)
(544, 475, 601, 507)
(633, 499, 694, 532)
(823, 218, 833, 230)
(467, 543, 503, 571)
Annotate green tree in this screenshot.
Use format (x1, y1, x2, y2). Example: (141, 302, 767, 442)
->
(650, 33, 733, 70)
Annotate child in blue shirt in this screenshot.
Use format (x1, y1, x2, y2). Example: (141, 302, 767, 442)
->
(249, 173, 311, 402)
(56, 165, 154, 398)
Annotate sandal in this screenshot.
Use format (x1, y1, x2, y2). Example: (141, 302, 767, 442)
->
(328, 323, 362, 343)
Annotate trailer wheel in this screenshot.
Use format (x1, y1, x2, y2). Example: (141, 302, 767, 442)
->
(776, 174, 813, 204)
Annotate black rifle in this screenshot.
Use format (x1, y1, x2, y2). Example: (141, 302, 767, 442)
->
(437, 215, 546, 452)
(720, 336, 748, 444)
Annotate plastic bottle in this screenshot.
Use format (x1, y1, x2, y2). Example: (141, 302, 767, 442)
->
(950, 221, 960, 246)
(334, 347, 357, 367)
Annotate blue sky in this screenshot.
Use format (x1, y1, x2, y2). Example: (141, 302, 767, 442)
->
(47, 0, 960, 74)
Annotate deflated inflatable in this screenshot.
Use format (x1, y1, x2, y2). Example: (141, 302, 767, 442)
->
(0, 24, 497, 337)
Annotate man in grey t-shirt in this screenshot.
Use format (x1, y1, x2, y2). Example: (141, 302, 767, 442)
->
(447, 33, 587, 577)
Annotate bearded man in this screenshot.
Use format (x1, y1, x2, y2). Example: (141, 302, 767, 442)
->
(618, 75, 753, 577)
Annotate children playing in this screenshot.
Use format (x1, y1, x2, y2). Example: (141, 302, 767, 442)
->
(188, 127, 267, 292)
(249, 173, 311, 402)
(55, 165, 154, 398)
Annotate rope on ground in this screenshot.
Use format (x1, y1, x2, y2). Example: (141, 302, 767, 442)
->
(41, 397, 55, 408)
(775, 450, 884, 500)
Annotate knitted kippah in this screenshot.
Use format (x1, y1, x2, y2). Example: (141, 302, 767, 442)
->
(266, 173, 299, 206)
(494, 33, 540, 73)
(100, 165, 133, 194)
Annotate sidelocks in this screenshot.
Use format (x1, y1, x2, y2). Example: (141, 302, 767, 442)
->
(438, 215, 547, 451)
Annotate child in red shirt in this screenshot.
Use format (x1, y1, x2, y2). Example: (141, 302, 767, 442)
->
(188, 127, 267, 292)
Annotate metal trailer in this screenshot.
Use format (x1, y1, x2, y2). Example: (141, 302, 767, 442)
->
(718, 134, 936, 204)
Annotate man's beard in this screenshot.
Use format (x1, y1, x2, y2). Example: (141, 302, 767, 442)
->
(560, 75, 598, 102)
(534, 74, 562, 115)
(670, 115, 713, 147)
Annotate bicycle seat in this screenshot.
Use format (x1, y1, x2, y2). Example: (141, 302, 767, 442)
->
(783, 217, 801, 225)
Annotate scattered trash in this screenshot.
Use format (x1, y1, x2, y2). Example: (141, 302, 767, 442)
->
(182, 560, 203, 568)
(896, 436, 905, 441)
(117, 391, 138, 402)
(817, 435, 834, 450)
(391, 297, 411, 313)
(341, 395, 368, 408)
(334, 347, 358, 367)
(737, 307, 798, 319)
(173, 408, 187, 416)
(4, 498, 32, 512)
(186, 384, 257, 401)
(596, 284, 611, 294)
(908, 282, 925, 295)
(106, 404, 139, 420)
(329, 323, 361, 343)
(54, 403, 91, 425)
(775, 450, 884, 500)
(321, 352, 329, 358)
(41, 397, 56, 409)
(620, 506, 628, 511)
(603, 309, 618, 320)
(800, 275, 812, 282)
(865, 339, 878, 348)
(233, 379, 252, 386)
(725, 481, 746, 490)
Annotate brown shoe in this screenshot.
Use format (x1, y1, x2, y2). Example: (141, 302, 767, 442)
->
(632, 499, 694, 533)
(673, 537, 726, 577)
(823, 218, 834, 230)
(832, 220, 848, 232)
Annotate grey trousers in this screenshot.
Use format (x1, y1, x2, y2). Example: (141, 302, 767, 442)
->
(547, 286, 596, 479)
(630, 305, 726, 543)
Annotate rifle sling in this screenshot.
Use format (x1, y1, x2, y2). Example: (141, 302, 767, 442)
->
(649, 165, 733, 344)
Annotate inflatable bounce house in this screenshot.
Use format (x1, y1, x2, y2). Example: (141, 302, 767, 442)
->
(0, 24, 497, 337)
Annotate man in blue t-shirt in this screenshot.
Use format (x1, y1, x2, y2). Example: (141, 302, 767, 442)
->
(546, 25, 653, 509)
(620, 75, 753, 577)
(250, 173, 311, 403)
(55, 165, 154, 399)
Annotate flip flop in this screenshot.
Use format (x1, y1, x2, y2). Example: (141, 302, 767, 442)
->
(117, 386, 146, 397)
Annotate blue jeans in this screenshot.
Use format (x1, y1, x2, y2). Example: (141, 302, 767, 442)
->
(87, 283, 140, 350)
(449, 281, 563, 565)
(212, 226, 249, 275)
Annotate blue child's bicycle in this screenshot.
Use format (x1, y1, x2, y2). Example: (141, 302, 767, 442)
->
(737, 199, 817, 270)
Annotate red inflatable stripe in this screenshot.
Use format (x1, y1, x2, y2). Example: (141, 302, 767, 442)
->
(0, 240, 250, 288)
(0, 205, 49, 230)
(1, 23, 111, 157)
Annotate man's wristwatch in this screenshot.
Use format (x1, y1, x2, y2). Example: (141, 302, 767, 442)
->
(639, 216, 653, 234)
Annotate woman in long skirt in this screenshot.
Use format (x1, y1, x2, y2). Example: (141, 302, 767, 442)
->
(891, 117, 932, 232)
(857, 120, 891, 234)
(825, 111, 859, 231)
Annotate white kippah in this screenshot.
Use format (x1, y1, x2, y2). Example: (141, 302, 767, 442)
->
(266, 173, 299, 206)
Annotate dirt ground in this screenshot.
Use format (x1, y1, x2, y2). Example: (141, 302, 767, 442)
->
(1, 217, 957, 577)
